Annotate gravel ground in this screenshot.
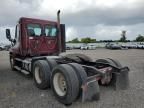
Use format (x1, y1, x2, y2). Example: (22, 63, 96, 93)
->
(0, 49, 144, 108)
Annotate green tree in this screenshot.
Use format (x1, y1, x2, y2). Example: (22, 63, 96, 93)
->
(120, 30, 127, 42)
(90, 39, 96, 43)
(69, 38, 80, 43)
(68, 37, 96, 43)
(81, 37, 91, 43)
(81, 37, 96, 43)
(136, 34, 144, 42)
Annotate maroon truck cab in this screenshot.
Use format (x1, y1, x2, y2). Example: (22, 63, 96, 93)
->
(9, 17, 65, 57)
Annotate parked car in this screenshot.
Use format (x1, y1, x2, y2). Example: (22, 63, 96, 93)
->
(105, 43, 121, 49)
(126, 43, 138, 49)
(73, 46, 81, 49)
(137, 44, 144, 49)
(0, 45, 5, 51)
(80, 44, 88, 50)
(66, 45, 72, 50)
(88, 45, 96, 50)
(4, 45, 11, 51)
(121, 44, 128, 49)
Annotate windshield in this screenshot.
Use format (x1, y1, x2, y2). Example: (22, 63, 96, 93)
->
(45, 25, 57, 37)
(27, 24, 41, 36)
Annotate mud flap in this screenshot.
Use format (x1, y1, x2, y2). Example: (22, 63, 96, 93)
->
(112, 67, 129, 90)
(82, 76, 100, 102)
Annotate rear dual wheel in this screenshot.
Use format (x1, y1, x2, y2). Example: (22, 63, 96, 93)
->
(51, 64, 80, 105)
(51, 63, 100, 105)
(33, 60, 51, 89)
(33, 59, 57, 89)
(33, 59, 99, 105)
(68, 63, 100, 100)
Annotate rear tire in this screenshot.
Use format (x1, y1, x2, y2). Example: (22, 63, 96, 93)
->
(33, 60, 51, 89)
(51, 64, 79, 105)
(68, 63, 87, 86)
(68, 63, 100, 101)
(68, 63, 87, 98)
(46, 58, 57, 71)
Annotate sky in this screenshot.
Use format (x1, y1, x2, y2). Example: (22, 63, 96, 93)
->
(0, 0, 144, 44)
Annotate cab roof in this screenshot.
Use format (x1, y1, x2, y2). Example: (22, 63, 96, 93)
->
(19, 17, 57, 24)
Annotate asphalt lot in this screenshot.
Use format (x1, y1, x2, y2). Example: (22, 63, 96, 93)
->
(0, 49, 144, 108)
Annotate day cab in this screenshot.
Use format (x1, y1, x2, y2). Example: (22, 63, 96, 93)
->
(5, 10, 129, 105)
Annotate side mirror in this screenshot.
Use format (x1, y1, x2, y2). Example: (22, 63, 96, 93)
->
(6, 29, 11, 40)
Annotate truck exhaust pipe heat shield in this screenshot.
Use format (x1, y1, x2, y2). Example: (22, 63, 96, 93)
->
(112, 67, 129, 90)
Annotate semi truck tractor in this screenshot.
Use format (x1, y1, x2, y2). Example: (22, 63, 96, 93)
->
(6, 10, 129, 105)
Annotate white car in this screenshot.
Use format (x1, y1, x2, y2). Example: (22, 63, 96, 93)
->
(66, 46, 72, 50)
(80, 45, 88, 50)
(137, 44, 144, 49)
(121, 43, 138, 49)
(128, 44, 138, 49)
(88, 45, 96, 50)
(0, 45, 5, 51)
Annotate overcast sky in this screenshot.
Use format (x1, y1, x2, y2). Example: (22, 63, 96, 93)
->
(0, 0, 144, 44)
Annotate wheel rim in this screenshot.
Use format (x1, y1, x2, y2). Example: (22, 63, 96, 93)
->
(35, 66, 42, 84)
(53, 72, 67, 96)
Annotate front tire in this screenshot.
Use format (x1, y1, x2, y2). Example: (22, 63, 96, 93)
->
(10, 55, 16, 71)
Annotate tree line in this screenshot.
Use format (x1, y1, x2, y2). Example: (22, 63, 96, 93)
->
(67, 31, 144, 43)
(68, 37, 96, 43)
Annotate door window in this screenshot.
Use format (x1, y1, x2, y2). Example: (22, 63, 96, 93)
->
(27, 24, 41, 36)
